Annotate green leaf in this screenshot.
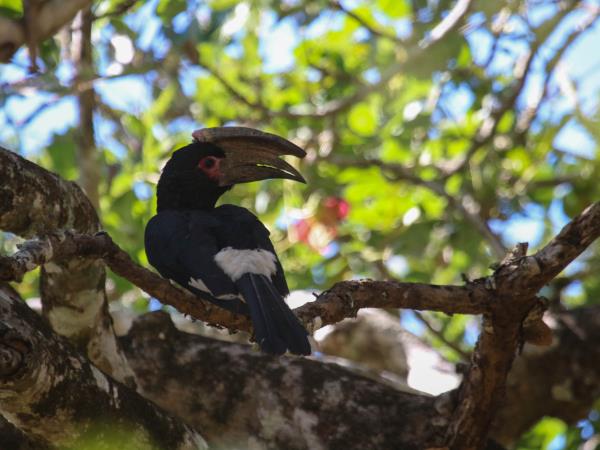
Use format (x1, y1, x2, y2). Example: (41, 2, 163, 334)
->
(41, 134, 77, 180)
(456, 44, 472, 68)
(208, 0, 238, 11)
(348, 103, 378, 136)
(377, 0, 410, 18)
(517, 417, 567, 450)
(156, 0, 186, 20)
(0, 0, 22, 18)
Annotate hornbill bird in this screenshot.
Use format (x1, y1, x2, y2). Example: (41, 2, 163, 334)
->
(145, 127, 311, 355)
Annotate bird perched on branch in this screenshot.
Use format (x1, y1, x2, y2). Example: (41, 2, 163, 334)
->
(145, 127, 311, 355)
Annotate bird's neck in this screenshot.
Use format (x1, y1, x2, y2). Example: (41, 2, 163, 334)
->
(156, 193, 217, 212)
(156, 175, 227, 212)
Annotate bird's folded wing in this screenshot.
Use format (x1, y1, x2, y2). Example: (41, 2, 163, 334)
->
(213, 204, 290, 296)
(145, 210, 249, 314)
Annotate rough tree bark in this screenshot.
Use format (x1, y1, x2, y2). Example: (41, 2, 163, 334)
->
(119, 307, 600, 449)
(294, 306, 600, 448)
(0, 148, 134, 385)
(3, 283, 598, 449)
(0, 284, 207, 449)
(121, 311, 445, 450)
(2, 143, 600, 449)
(1, 1, 599, 448)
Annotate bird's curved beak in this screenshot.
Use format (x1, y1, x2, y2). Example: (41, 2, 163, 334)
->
(192, 127, 306, 186)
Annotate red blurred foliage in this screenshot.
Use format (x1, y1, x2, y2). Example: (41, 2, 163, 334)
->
(290, 196, 349, 254)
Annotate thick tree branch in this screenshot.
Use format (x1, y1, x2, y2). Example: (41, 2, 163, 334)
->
(0, 413, 48, 450)
(301, 303, 600, 448)
(0, 284, 47, 450)
(121, 310, 450, 450)
(492, 306, 600, 446)
(0, 285, 207, 449)
(0, 147, 134, 385)
(296, 280, 488, 331)
(118, 304, 600, 450)
(0, 148, 98, 237)
(445, 201, 600, 450)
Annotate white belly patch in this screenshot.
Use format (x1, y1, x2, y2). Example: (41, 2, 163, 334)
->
(214, 247, 277, 281)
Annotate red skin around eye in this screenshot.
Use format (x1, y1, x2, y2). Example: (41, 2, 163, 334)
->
(199, 157, 222, 181)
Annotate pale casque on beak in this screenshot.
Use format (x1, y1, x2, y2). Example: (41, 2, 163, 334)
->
(192, 127, 306, 186)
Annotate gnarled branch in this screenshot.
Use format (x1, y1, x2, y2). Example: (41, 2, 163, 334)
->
(3, 145, 600, 449)
(0, 285, 207, 449)
(0, 146, 134, 385)
(445, 201, 600, 449)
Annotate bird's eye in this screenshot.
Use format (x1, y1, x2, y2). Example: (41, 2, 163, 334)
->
(200, 157, 216, 169)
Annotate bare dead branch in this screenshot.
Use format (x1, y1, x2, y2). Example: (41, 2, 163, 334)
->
(445, 201, 600, 450)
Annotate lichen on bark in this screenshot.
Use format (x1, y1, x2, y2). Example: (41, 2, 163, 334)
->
(0, 147, 135, 386)
(0, 285, 207, 450)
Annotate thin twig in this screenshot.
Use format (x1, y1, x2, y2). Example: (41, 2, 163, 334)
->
(516, 8, 600, 134)
(443, 0, 582, 177)
(93, 0, 138, 20)
(413, 311, 471, 360)
(181, 0, 473, 120)
(330, 0, 402, 42)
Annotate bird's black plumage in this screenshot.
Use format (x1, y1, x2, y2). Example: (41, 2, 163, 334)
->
(145, 138, 310, 355)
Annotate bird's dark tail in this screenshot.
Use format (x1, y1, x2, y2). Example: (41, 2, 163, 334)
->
(237, 273, 311, 355)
